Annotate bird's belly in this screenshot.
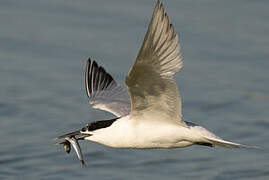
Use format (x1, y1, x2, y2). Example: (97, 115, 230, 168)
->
(128, 125, 194, 148)
(86, 121, 195, 149)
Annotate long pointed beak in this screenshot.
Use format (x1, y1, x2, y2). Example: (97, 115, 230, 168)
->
(54, 130, 81, 141)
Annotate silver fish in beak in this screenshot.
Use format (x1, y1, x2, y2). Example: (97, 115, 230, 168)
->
(60, 139, 71, 153)
(65, 136, 86, 166)
(55, 130, 88, 166)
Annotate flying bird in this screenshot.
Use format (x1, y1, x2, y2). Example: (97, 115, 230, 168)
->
(55, 0, 250, 164)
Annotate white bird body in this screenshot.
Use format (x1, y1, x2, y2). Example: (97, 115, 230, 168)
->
(85, 115, 191, 148)
(84, 114, 239, 149)
(55, 0, 252, 164)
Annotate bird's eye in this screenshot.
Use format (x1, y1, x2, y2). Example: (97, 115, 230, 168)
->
(81, 126, 88, 132)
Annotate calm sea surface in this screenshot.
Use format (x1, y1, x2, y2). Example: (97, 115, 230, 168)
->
(0, 0, 268, 179)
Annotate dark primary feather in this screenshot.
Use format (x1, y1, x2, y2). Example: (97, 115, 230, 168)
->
(85, 58, 130, 117)
(85, 59, 116, 99)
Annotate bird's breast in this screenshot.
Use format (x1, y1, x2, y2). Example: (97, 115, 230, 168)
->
(85, 116, 195, 148)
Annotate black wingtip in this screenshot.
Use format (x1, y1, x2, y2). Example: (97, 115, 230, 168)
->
(85, 57, 116, 99)
(87, 57, 91, 64)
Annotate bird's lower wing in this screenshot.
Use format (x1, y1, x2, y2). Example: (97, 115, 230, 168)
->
(85, 59, 130, 117)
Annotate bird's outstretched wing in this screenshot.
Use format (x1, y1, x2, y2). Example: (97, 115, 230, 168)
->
(85, 58, 130, 117)
(125, 1, 185, 125)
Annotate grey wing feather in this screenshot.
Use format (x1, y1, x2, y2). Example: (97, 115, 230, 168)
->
(125, 1, 184, 125)
(85, 58, 130, 117)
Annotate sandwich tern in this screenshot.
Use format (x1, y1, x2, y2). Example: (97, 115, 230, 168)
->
(55, 0, 251, 164)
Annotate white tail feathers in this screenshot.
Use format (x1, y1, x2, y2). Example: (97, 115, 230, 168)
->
(189, 123, 258, 148)
(204, 137, 253, 148)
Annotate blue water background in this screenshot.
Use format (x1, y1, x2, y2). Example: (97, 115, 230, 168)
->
(0, 0, 268, 179)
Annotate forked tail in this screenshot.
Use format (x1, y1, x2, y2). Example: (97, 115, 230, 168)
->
(189, 123, 257, 148)
(203, 136, 252, 148)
